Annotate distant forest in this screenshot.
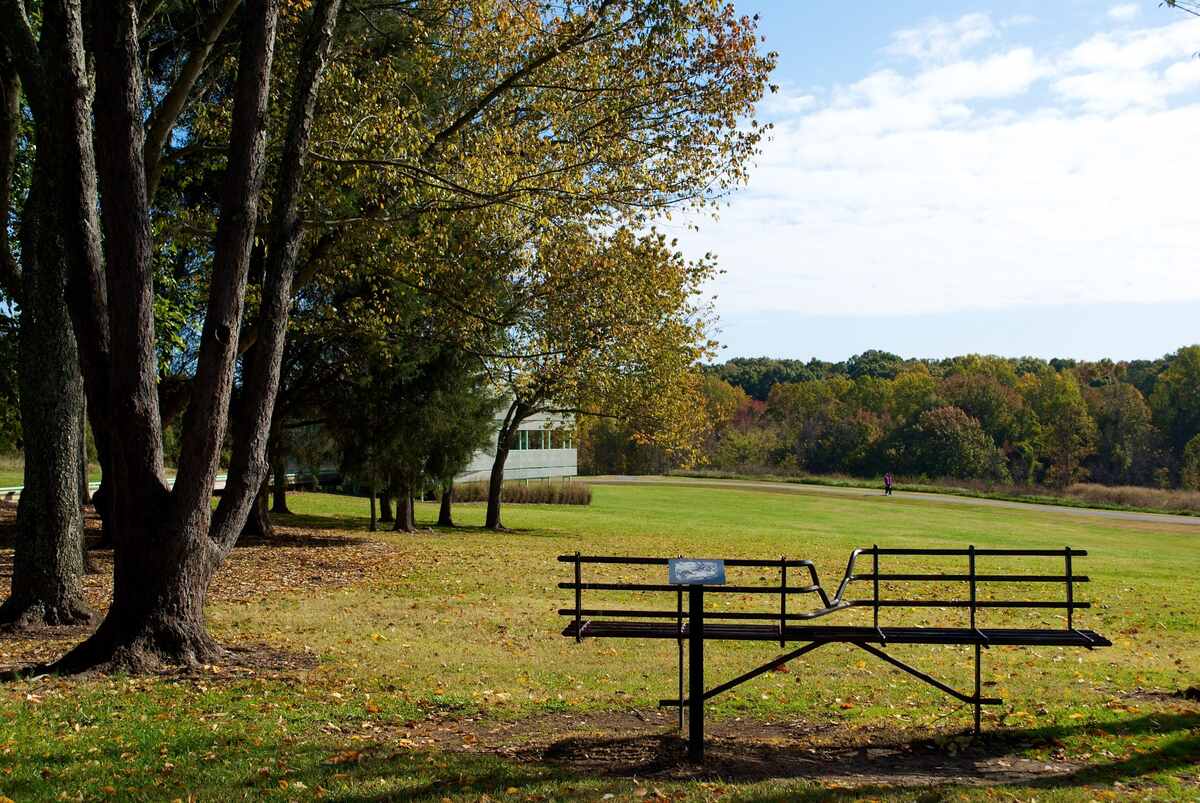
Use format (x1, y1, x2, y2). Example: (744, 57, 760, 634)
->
(581, 347, 1200, 491)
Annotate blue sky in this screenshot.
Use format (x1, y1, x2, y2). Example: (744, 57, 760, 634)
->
(683, 1, 1200, 362)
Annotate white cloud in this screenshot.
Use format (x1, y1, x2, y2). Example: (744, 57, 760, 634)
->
(679, 14, 1200, 319)
(886, 13, 997, 63)
(1108, 4, 1141, 22)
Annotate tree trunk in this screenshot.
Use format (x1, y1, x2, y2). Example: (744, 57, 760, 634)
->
(393, 480, 415, 532)
(437, 482, 453, 527)
(270, 448, 290, 513)
(0, 166, 92, 628)
(485, 444, 512, 530)
(378, 491, 393, 523)
(91, 481, 114, 547)
(52, 0, 284, 672)
(49, 0, 341, 672)
(368, 475, 377, 532)
(77, 397, 90, 506)
(54, 534, 221, 671)
(240, 480, 273, 539)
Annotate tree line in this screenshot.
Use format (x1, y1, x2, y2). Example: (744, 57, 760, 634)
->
(0, 0, 775, 671)
(583, 348, 1200, 491)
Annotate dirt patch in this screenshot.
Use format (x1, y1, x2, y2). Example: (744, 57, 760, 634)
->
(0, 505, 398, 672)
(385, 709, 1082, 787)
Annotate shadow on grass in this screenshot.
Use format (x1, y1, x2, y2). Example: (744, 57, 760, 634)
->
(508, 711, 1199, 798)
(1, 710, 1195, 801)
(271, 510, 545, 539)
(250, 710, 1200, 801)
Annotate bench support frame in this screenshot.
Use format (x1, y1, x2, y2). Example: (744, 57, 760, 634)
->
(558, 549, 1109, 764)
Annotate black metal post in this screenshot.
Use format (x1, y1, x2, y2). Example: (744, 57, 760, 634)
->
(872, 544, 882, 642)
(677, 587, 684, 730)
(574, 551, 582, 643)
(970, 544, 981, 735)
(1065, 546, 1074, 632)
(779, 555, 787, 647)
(688, 586, 704, 763)
(968, 544, 979, 636)
(974, 643, 982, 735)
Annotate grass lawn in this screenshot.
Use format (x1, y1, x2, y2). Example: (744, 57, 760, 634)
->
(1, 483, 1198, 801)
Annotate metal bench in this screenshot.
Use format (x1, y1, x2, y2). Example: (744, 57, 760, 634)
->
(558, 547, 1111, 761)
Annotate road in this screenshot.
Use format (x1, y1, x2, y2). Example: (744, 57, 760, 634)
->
(584, 475, 1200, 527)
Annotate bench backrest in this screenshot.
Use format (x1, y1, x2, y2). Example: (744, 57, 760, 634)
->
(558, 546, 1092, 635)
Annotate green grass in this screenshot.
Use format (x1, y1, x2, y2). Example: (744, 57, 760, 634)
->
(671, 468, 1200, 516)
(0, 461, 105, 488)
(2, 485, 1198, 800)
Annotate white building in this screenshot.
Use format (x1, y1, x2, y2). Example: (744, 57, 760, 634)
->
(457, 410, 577, 483)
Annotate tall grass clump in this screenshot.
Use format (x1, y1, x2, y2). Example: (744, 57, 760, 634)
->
(452, 479, 591, 505)
(1063, 483, 1200, 514)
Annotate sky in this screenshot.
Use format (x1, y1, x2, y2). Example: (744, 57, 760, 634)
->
(683, 1, 1200, 363)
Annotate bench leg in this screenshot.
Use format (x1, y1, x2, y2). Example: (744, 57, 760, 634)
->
(688, 587, 704, 763)
(974, 643, 982, 736)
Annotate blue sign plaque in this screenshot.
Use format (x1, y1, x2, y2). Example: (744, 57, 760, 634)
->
(668, 558, 726, 586)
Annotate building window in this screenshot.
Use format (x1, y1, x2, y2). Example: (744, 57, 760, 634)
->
(517, 430, 528, 450)
(528, 428, 545, 449)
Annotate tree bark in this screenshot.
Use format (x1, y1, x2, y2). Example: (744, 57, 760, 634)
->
(77, 397, 90, 506)
(437, 482, 453, 527)
(270, 447, 290, 514)
(240, 479, 273, 540)
(378, 491, 393, 523)
(48, 0, 340, 672)
(0, 160, 92, 628)
(0, 2, 96, 628)
(485, 401, 528, 530)
(392, 480, 414, 532)
(368, 475, 377, 532)
(53, 0, 284, 672)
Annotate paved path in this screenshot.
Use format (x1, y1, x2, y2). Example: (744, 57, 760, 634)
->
(584, 475, 1200, 527)
(0, 473, 225, 504)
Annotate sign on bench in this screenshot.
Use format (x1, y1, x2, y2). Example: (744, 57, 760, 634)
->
(668, 558, 726, 585)
(558, 547, 1111, 762)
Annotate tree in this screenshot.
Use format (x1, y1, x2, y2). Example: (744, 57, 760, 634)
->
(0, 0, 345, 670)
(0, 0, 95, 627)
(767, 377, 851, 472)
(888, 368, 940, 426)
(709, 358, 815, 401)
(902, 406, 1008, 481)
(483, 227, 716, 529)
(1020, 370, 1097, 488)
(423, 359, 497, 528)
(941, 372, 1027, 449)
(846, 349, 904, 380)
(1150, 346, 1200, 458)
(1085, 383, 1159, 486)
(1182, 434, 1200, 491)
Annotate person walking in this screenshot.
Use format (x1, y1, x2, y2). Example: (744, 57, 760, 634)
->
(883, 471, 894, 496)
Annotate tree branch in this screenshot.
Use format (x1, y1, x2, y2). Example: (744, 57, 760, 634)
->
(0, 0, 42, 112)
(211, 0, 342, 552)
(419, 0, 619, 161)
(0, 42, 20, 299)
(172, 0, 280, 528)
(143, 0, 240, 199)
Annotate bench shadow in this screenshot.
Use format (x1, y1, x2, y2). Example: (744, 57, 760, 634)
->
(522, 710, 1200, 793)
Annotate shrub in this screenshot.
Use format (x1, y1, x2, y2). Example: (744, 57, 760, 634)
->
(452, 479, 592, 505)
(1183, 435, 1200, 491)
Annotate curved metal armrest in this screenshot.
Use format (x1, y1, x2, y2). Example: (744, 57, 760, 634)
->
(793, 599, 853, 620)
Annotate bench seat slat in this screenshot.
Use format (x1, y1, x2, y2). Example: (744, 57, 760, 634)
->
(561, 620, 1111, 648)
